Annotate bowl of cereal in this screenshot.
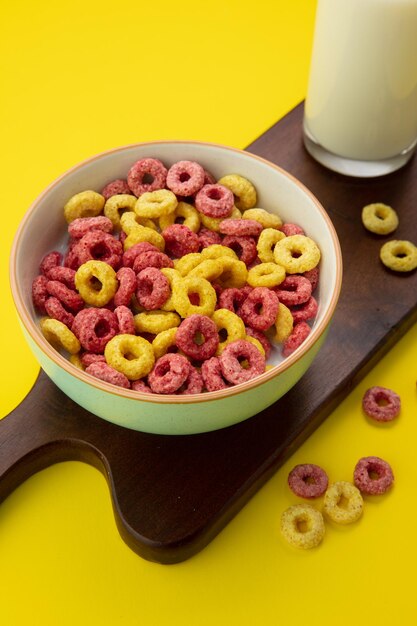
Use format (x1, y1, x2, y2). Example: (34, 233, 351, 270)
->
(10, 142, 342, 435)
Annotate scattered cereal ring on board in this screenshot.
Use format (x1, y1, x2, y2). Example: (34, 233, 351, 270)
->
(246, 262, 286, 288)
(288, 464, 329, 499)
(134, 310, 181, 334)
(280, 503, 325, 549)
(353, 456, 394, 495)
(362, 386, 401, 422)
(361, 203, 399, 235)
(219, 218, 263, 238)
(175, 314, 219, 360)
(282, 321, 310, 356)
(256, 228, 286, 263)
(274, 302, 294, 343)
(172, 275, 217, 317)
(127, 157, 168, 197)
(162, 224, 200, 258)
(239, 287, 279, 331)
(219, 339, 265, 384)
(104, 334, 155, 380)
(195, 184, 234, 218)
(40, 317, 81, 354)
(323, 481, 363, 524)
(243, 208, 282, 229)
(147, 353, 191, 394)
(274, 235, 320, 274)
(211, 308, 246, 355)
(104, 194, 137, 229)
(64, 190, 105, 223)
(217, 174, 257, 210)
(101, 179, 131, 200)
(75, 260, 118, 307)
(72, 308, 118, 353)
(166, 160, 205, 197)
(380, 240, 417, 272)
(135, 189, 177, 219)
(85, 361, 130, 389)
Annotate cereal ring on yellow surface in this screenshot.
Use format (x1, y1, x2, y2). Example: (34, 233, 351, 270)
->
(362, 203, 399, 235)
(159, 202, 201, 233)
(120, 211, 157, 234)
(69, 353, 84, 369)
(201, 244, 238, 261)
(135, 189, 177, 219)
(217, 174, 257, 210)
(257, 228, 286, 263)
(274, 302, 293, 343)
(244, 335, 265, 356)
(173, 276, 217, 317)
(200, 206, 242, 232)
(323, 481, 363, 525)
(64, 190, 105, 223)
(274, 235, 321, 274)
(40, 317, 81, 354)
(174, 253, 204, 276)
(152, 327, 178, 359)
(243, 208, 282, 229)
(211, 308, 246, 354)
(104, 194, 137, 229)
(134, 310, 181, 334)
(380, 240, 417, 272)
(123, 225, 165, 251)
(160, 267, 181, 311)
(188, 259, 224, 282)
(216, 257, 248, 289)
(104, 334, 155, 380)
(247, 262, 286, 288)
(280, 504, 325, 549)
(75, 260, 117, 307)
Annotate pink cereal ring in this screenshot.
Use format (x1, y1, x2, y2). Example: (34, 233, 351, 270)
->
(114, 267, 137, 307)
(45, 296, 75, 328)
(131, 379, 154, 393)
(136, 267, 170, 310)
(239, 287, 279, 331)
(219, 219, 263, 237)
(45, 266, 76, 289)
(76, 230, 123, 269)
(195, 184, 234, 218)
(219, 339, 265, 385)
(46, 280, 84, 312)
(132, 250, 174, 273)
(288, 464, 329, 499)
(39, 251, 62, 276)
(122, 242, 159, 268)
(32, 275, 49, 313)
(274, 275, 312, 306)
(175, 314, 219, 361)
(218, 286, 252, 314)
(177, 366, 204, 395)
(127, 157, 168, 197)
(198, 227, 222, 249)
(203, 169, 216, 185)
(148, 353, 191, 394)
(362, 386, 401, 422)
(282, 321, 311, 357)
(291, 296, 318, 324)
(280, 223, 305, 237)
(162, 224, 200, 258)
(101, 179, 131, 200)
(72, 308, 118, 353)
(80, 352, 106, 368)
(353, 456, 394, 495)
(166, 160, 205, 197)
(85, 361, 130, 389)
(114, 305, 135, 334)
(201, 356, 230, 391)
(302, 267, 320, 292)
(222, 235, 258, 266)
(245, 326, 272, 359)
(68, 216, 113, 239)
(64, 240, 82, 270)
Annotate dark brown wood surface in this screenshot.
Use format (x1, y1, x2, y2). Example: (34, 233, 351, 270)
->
(1, 103, 416, 564)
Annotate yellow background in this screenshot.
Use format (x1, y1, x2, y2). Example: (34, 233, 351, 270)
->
(1, 1, 416, 624)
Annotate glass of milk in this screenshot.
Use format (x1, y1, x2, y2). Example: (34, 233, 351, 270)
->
(303, 0, 417, 177)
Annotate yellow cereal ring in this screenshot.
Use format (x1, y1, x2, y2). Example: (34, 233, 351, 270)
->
(323, 481, 363, 525)
(123, 225, 165, 251)
(200, 206, 242, 232)
(274, 302, 293, 343)
(75, 260, 118, 307)
(274, 235, 321, 274)
(172, 276, 217, 317)
(40, 317, 81, 355)
(152, 327, 178, 359)
(216, 256, 248, 288)
(159, 201, 201, 233)
(211, 309, 246, 354)
(64, 190, 105, 223)
(160, 267, 181, 311)
(244, 335, 265, 356)
(104, 194, 137, 229)
(243, 208, 283, 229)
(104, 334, 155, 380)
(174, 253, 204, 276)
(380, 240, 417, 272)
(362, 203, 399, 235)
(134, 311, 181, 334)
(217, 174, 257, 210)
(280, 504, 325, 549)
(188, 259, 224, 282)
(120, 211, 158, 234)
(257, 227, 286, 263)
(69, 353, 84, 370)
(247, 262, 286, 288)
(200, 244, 238, 261)
(135, 189, 177, 219)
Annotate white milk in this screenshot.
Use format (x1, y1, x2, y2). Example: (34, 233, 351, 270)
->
(304, 0, 417, 161)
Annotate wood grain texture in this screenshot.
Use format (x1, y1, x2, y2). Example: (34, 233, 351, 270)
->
(1, 103, 416, 563)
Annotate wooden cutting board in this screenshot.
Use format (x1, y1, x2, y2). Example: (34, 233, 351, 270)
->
(1, 103, 416, 564)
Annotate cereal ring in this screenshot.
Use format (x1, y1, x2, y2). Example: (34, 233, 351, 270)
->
(217, 174, 257, 210)
(380, 240, 417, 272)
(222, 235, 258, 265)
(245, 335, 265, 356)
(353, 456, 394, 495)
(68, 216, 113, 239)
(152, 327, 178, 359)
(280, 223, 305, 237)
(166, 161, 205, 196)
(199, 206, 242, 232)
(134, 311, 181, 334)
(69, 353, 84, 370)
(63, 241, 83, 270)
(245, 326, 272, 359)
(280, 504, 325, 549)
(219, 218, 263, 238)
(219, 339, 265, 384)
(132, 250, 174, 274)
(239, 287, 279, 331)
(85, 361, 130, 389)
(75, 260, 118, 307)
(201, 245, 238, 261)
(291, 296, 318, 324)
(362, 203, 399, 235)
(136, 267, 170, 310)
(274, 235, 320, 274)
(215, 257, 248, 289)
(114, 267, 137, 307)
(148, 353, 191, 394)
(45, 266, 76, 289)
(120, 210, 158, 233)
(177, 366, 204, 394)
(46, 280, 84, 312)
(176, 314, 219, 360)
(44, 297, 75, 328)
(198, 227, 222, 249)
(288, 464, 329, 499)
(80, 352, 106, 368)
(39, 251, 62, 276)
(159, 202, 201, 233)
(123, 224, 165, 251)
(32, 275, 50, 313)
(362, 386, 401, 422)
(104, 194, 137, 229)
(131, 379, 153, 393)
(218, 286, 252, 314)
(174, 253, 204, 276)
(172, 276, 217, 317)
(40, 317, 81, 354)
(195, 184, 234, 218)
(211, 309, 246, 355)
(282, 321, 310, 356)
(72, 308, 118, 353)
(135, 189, 177, 219)
(243, 208, 282, 229)
(274, 275, 312, 306)
(101, 179, 131, 200)
(122, 242, 159, 268)
(302, 267, 320, 292)
(104, 334, 155, 380)
(257, 228, 286, 263)
(188, 259, 224, 282)
(323, 481, 363, 524)
(75, 230, 122, 269)
(274, 302, 294, 343)
(114, 305, 135, 334)
(64, 190, 105, 223)
(201, 356, 230, 391)
(160, 268, 181, 311)
(247, 262, 286, 288)
(162, 224, 200, 258)
(127, 157, 168, 197)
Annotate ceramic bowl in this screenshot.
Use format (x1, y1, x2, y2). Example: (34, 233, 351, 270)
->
(10, 142, 342, 435)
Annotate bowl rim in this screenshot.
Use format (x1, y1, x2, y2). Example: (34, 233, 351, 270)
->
(10, 140, 342, 404)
